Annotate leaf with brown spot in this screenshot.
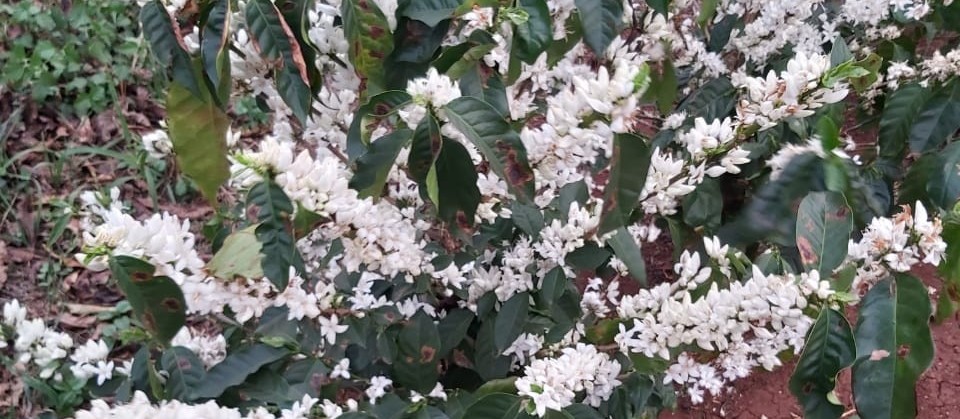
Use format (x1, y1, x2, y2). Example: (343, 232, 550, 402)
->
(795, 191, 852, 276)
(789, 308, 855, 418)
(393, 311, 441, 393)
(443, 97, 536, 203)
(245, 0, 313, 122)
(109, 256, 186, 344)
(341, 0, 395, 96)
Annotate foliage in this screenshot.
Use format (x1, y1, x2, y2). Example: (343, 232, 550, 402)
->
(2, 0, 960, 418)
(0, 0, 160, 117)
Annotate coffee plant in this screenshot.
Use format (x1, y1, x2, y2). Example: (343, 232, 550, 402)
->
(3, 0, 960, 418)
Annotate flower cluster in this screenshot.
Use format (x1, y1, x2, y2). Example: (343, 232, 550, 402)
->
(845, 202, 948, 293)
(515, 343, 622, 416)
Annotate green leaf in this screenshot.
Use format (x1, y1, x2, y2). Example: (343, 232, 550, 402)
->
(443, 97, 536, 202)
(852, 274, 934, 419)
(512, 0, 552, 64)
(928, 141, 960, 209)
(276, 0, 324, 96)
(108, 256, 186, 344)
(937, 211, 960, 322)
(447, 44, 498, 79)
(474, 320, 512, 380)
(293, 203, 327, 238)
(817, 115, 841, 151)
(459, 67, 510, 118)
(829, 36, 854, 67)
(681, 177, 722, 231)
(140, 1, 201, 97)
(399, 0, 460, 27)
(511, 202, 545, 238)
(194, 344, 289, 399)
(879, 83, 931, 161)
(495, 292, 530, 353)
(645, 0, 670, 16)
(166, 77, 230, 204)
(564, 404, 603, 419)
(796, 192, 853, 276)
(908, 82, 960, 153)
(200, 0, 232, 106)
(821, 59, 871, 89)
(394, 311, 442, 393)
(697, 0, 718, 26)
(677, 77, 736, 121)
(206, 224, 264, 280)
(351, 128, 414, 198)
(599, 133, 651, 235)
(648, 59, 677, 114)
(246, 0, 313, 122)
(606, 228, 646, 286)
(462, 393, 532, 419)
(535, 267, 566, 311)
(161, 347, 206, 401)
(347, 91, 413, 160)
(248, 181, 302, 289)
(475, 377, 519, 397)
(342, 0, 395, 95)
(789, 308, 856, 419)
(408, 113, 444, 188)
(848, 54, 883, 93)
(437, 308, 474, 356)
(435, 138, 481, 224)
(574, 0, 623, 55)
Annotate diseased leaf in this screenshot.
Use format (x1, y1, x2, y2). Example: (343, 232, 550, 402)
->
(394, 311, 442, 393)
(789, 309, 856, 419)
(342, 0, 395, 95)
(574, 0, 623, 55)
(852, 274, 934, 419)
(351, 128, 415, 198)
(444, 97, 536, 203)
(140, 1, 201, 97)
(166, 76, 230, 204)
(246, 0, 313, 122)
(347, 91, 413, 161)
(796, 192, 853, 275)
(599, 133, 651, 235)
(108, 256, 186, 344)
(162, 347, 206, 401)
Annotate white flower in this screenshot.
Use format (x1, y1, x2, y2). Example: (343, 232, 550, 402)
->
(331, 358, 351, 379)
(318, 315, 349, 346)
(366, 376, 393, 404)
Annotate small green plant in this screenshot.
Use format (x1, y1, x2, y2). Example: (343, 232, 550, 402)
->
(0, 0, 158, 117)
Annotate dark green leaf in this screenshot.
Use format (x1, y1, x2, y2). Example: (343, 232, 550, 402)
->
(574, 0, 623, 55)
(462, 393, 532, 419)
(495, 292, 530, 352)
(194, 344, 288, 399)
(829, 36, 854, 67)
(512, 0, 552, 63)
(565, 243, 611, 271)
(435, 137, 481, 224)
(409, 113, 444, 188)
(879, 83, 931, 161)
(249, 181, 302, 289)
(564, 404, 604, 419)
(166, 76, 230, 204)
(789, 309, 856, 419)
(599, 133, 651, 234)
(677, 77, 736, 122)
(511, 202, 545, 238)
(908, 82, 960, 153)
(606, 228, 646, 286)
(927, 141, 960, 209)
(140, 1, 201, 97)
(649, 59, 677, 114)
(444, 97, 536, 202)
(437, 308, 474, 356)
(351, 128, 414, 198)
(200, 0, 232, 106)
(682, 177, 722, 231)
(796, 192, 852, 275)
(937, 211, 960, 322)
(646, 0, 670, 16)
(342, 0, 395, 95)
(399, 0, 460, 27)
(474, 320, 512, 380)
(852, 274, 934, 419)
(108, 256, 186, 344)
